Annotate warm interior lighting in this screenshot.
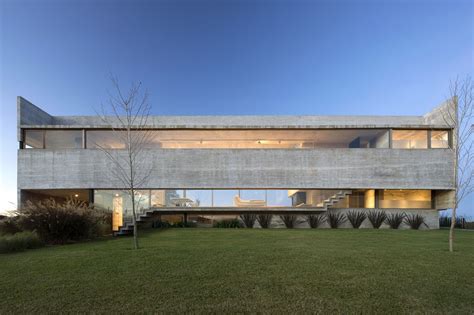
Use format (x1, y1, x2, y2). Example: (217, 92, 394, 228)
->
(74, 194, 79, 198)
(115, 193, 120, 197)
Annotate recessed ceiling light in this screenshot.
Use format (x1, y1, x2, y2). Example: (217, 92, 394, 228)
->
(74, 194, 79, 198)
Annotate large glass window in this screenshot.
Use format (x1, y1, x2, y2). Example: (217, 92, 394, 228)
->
(431, 130, 450, 148)
(84, 129, 391, 149)
(213, 190, 239, 207)
(267, 190, 292, 206)
(25, 128, 453, 150)
(392, 130, 428, 149)
(44, 130, 82, 149)
(87, 131, 126, 149)
(378, 189, 431, 209)
(185, 190, 213, 207)
(24, 130, 44, 148)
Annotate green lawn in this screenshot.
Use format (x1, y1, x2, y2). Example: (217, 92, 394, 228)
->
(1, 229, 473, 314)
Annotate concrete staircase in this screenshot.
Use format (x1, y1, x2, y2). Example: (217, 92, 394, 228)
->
(116, 190, 353, 236)
(319, 190, 352, 210)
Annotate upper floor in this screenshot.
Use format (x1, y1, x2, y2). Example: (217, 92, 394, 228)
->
(18, 96, 454, 151)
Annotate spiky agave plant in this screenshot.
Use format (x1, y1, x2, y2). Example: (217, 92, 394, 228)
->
(306, 214, 325, 228)
(279, 215, 299, 228)
(367, 210, 387, 229)
(239, 213, 257, 228)
(346, 210, 366, 228)
(386, 212, 405, 229)
(404, 214, 428, 230)
(326, 212, 346, 229)
(257, 214, 273, 228)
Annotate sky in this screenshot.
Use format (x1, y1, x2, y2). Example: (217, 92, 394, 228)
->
(0, 0, 472, 216)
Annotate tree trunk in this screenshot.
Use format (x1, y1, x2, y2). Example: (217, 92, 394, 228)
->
(131, 189, 139, 250)
(449, 205, 456, 252)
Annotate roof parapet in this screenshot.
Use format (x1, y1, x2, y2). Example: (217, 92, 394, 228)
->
(423, 98, 456, 128)
(17, 97, 54, 141)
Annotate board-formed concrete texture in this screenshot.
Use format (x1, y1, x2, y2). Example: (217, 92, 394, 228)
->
(16, 96, 457, 229)
(18, 148, 454, 190)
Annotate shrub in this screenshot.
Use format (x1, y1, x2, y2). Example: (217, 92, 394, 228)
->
(0, 216, 22, 235)
(257, 214, 273, 228)
(405, 214, 428, 230)
(326, 212, 346, 229)
(17, 198, 112, 244)
(439, 215, 466, 228)
(346, 211, 366, 228)
(213, 219, 242, 228)
(306, 214, 325, 228)
(279, 215, 299, 228)
(386, 212, 405, 229)
(0, 231, 44, 254)
(367, 210, 387, 229)
(172, 221, 197, 228)
(239, 214, 257, 228)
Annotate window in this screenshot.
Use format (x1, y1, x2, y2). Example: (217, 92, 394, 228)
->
(392, 130, 428, 149)
(87, 131, 126, 149)
(378, 190, 431, 209)
(431, 130, 449, 148)
(45, 130, 82, 149)
(24, 130, 44, 148)
(185, 190, 212, 207)
(266, 190, 292, 206)
(212, 190, 239, 207)
(85, 129, 391, 149)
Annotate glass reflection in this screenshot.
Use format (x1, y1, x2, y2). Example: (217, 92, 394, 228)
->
(392, 130, 428, 149)
(431, 130, 449, 148)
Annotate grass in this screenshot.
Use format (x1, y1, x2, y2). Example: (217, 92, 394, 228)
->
(1, 229, 473, 314)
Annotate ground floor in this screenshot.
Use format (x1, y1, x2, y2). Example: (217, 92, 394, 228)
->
(1, 229, 472, 313)
(20, 188, 446, 230)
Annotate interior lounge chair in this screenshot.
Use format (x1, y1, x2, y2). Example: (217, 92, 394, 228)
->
(233, 195, 266, 207)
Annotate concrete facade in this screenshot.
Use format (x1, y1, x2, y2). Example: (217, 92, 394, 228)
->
(16, 96, 457, 230)
(18, 148, 454, 190)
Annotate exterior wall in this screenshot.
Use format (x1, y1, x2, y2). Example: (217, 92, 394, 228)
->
(17, 97, 54, 140)
(18, 148, 454, 190)
(250, 209, 439, 230)
(26, 115, 432, 129)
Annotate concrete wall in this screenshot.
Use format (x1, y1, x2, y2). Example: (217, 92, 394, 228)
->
(423, 98, 455, 126)
(35, 115, 440, 129)
(17, 97, 54, 140)
(18, 148, 454, 190)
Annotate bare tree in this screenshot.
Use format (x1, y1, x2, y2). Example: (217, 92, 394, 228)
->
(442, 76, 473, 252)
(97, 77, 153, 249)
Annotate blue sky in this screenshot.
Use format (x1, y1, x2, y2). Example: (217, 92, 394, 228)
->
(0, 0, 472, 215)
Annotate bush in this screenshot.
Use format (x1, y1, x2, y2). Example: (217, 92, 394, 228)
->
(405, 214, 428, 230)
(17, 198, 112, 244)
(306, 214, 325, 228)
(240, 214, 257, 228)
(152, 219, 171, 229)
(367, 211, 387, 229)
(326, 212, 346, 229)
(439, 215, 466, 228)
(213, 219, 242, 228)
(279, 215, 299, 228)
(386, 213, 405, 229)
(0, 231, 44, 254)
(346, 211, 366, 228)
(257, 214, 273, 228)
(0, 216, 22, 235)
(172, 221, 197, 228)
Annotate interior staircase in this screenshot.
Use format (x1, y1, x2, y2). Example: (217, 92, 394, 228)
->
(115, 190, 353, 236)
(319, 190, 353, 210)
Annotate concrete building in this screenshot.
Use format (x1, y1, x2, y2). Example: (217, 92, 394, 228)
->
(17, 97, 455, 233)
